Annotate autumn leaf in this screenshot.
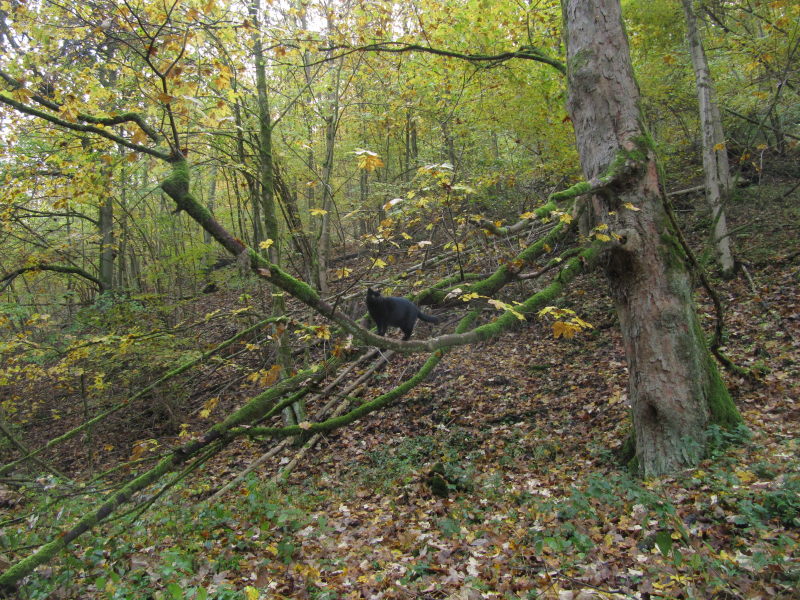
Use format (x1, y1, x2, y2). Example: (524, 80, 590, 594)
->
(355, 149, 385, 172)
(259, 238, 274, 250)
(309, 208, 328, 216)
(488, 298, 525, 320)
(244, 586, 259, 600)
(200, 396, 219, 419)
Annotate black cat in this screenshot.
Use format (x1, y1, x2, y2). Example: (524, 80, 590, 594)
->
(366, 288, 439, 340)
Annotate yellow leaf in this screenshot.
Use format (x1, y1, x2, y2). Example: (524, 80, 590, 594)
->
(199, 408, 211, 418)
(11, 87, 33, 103)
(373, 258, 387, 268)
(259, 238, 274, 250)
(713, 142, 726, 152)
(298, 421, 312, 430)
(595, 233, 611, 242)
(519, 211, 535, 220)
(244, 586, 259, 600)
(309, 208, 328, 216)
(622, 202, 640, 211)
(357, 153, 385, 172)
(131, 126, 149, 144)
(571, 316, 594, 330)
(559, 213, 573, 224)
(553, 321, 580, 339)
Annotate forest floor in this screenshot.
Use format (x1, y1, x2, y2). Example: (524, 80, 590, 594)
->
(2, 183, 800, 599)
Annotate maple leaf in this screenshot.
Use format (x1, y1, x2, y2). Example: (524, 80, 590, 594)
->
(552, 320, 580, 339)
(355, 149, 385, 172)
(309, 208, 328, 216)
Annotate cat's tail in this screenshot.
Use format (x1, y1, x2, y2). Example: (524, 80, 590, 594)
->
(418, 311, 439, 324)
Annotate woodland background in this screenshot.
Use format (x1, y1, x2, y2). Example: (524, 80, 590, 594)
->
(0, 0, 798, 598)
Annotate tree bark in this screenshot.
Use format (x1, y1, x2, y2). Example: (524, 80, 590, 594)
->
(98, 196, 114, 292)
(563, 0, 742, 477)
(250, 0, 299, 424)
(681, 0, 735, 278)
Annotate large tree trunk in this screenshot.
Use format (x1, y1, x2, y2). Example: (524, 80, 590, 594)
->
(563, 0, 741, 477)
(681, 0, 735, 278)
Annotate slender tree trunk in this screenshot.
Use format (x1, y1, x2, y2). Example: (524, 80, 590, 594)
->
(681, 0, 735, 278)
(318, 83, 340, 295)
(563, 0, 741, 477)
(250, 0, 300, 425)
(203, 164, 218, 248)
(98, 196, 114, 293)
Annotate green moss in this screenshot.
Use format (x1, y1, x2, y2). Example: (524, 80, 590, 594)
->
(618, 428, 637, 472)
(160, 159, 190, 198)
(246, 248, 320, 305)
(658, 230, 686, 272)
(702, 347, 742, 429)
(568, 48, 592, 73)
(551, 182, 591, 203)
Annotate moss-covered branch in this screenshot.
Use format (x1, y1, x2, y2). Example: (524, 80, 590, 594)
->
(237, 244, 599, 442)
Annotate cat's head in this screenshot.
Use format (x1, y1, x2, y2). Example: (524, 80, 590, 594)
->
(366, 287, 381, 299)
